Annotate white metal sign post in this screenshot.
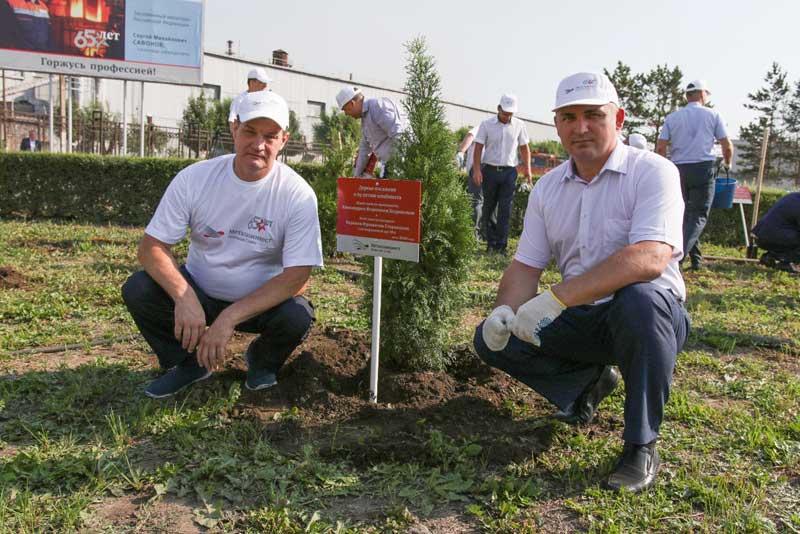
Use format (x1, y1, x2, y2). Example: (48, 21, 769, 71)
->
(336, 178, 422, 403)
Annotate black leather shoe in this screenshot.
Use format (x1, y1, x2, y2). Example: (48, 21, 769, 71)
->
(554, 366, 621, 425)
(606, 442, 660, 493)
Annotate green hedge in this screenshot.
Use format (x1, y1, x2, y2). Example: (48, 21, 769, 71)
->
(1, 152, 787, 247)
(0, 153, 328, 227)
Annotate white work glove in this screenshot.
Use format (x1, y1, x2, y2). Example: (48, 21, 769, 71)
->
(518, 181, 532, 193)
(482, 305, 516, 351)
(511, 288, 567, 346)
(455, 152, 465, 169)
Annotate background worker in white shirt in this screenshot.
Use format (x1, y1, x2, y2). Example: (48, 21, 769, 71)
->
(472, 94, 532, 253)
(123, 91, 323, 398)
(336, 86, 409, 177)
(656, 80, 734, 270)
(228, 68, 272, 138)
(474, 72, 690, 493)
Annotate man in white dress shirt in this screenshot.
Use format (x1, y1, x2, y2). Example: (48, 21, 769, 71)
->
(228, 67, 272, 138)
(474, 72, 690, 493)
(472, 94, 532, 253)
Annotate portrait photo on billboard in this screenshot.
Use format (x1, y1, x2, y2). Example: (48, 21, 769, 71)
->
(0, 0, 125, 59)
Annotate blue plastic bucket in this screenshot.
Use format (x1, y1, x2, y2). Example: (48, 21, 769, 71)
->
(711, 177, 737, 209)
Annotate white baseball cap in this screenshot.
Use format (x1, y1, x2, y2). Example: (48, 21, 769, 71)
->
(499, 94, 518, 113)
(336, 86, 362, 109)
(627, 133, 648, 150)
(236, 90, 289, 130)
(247, 68, 271, 84)
(685, 80, 710, 94)
(553, 72, 620, 111)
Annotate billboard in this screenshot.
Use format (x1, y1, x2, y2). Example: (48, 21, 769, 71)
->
(0, 0, 203, 86)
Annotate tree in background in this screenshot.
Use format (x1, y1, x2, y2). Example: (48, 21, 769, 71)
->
(529, 139, 567, 158)
(179, 93, 231, 156)
(364, 36, 475, 370)
(604, 62, 684, 143)
(312, 108, 360, 146)
(738, 62, 791, 180)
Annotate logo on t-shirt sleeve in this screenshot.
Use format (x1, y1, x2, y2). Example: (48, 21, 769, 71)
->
(202, 225, 225, 238)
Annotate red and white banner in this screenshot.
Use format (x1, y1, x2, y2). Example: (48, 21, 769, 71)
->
(336, 178, 422, 262)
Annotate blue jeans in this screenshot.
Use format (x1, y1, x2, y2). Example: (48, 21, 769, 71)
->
(677, 161, 715, 265)
(481, 165, 517, 250)
(121, 267, 315, 372)
(473, 283, 690, 444)
(468, 168, 496, 241)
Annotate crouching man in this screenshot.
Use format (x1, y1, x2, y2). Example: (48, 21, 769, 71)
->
(473, 73, 690, 492)
(122, 90, 323, 398)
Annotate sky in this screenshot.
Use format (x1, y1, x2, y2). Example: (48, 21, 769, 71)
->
(204, 0, 800, 137)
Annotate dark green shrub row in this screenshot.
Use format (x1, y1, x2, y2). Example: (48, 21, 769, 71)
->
(0, 153, 328, 227)
(0, 152, 787, 248)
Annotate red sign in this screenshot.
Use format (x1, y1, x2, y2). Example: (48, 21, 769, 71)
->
(337, 178, 421, 242)
(733, 185, 753, 205)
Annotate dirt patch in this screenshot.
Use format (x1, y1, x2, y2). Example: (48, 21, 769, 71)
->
(86, 495, 200, 533)
(230, 327, 563, 467)
(0, 266, 27, 289)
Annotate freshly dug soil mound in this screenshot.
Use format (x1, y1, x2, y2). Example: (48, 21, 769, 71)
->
(232, 327, 567, 466)
(0, 267, 27, 289)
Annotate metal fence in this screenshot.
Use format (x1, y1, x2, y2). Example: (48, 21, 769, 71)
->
(1, 111, 330, 162)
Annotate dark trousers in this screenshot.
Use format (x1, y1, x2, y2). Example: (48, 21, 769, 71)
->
(473, 283, 690, 444)
(481, 165, 517, 251)
(467, 168, 497, 241)
(121, 267, 315, 372)
(677, 161, 715, 265)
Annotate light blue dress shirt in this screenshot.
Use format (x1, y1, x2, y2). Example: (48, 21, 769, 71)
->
(354, 97, 409, 176)
(659, 102, 729, 164)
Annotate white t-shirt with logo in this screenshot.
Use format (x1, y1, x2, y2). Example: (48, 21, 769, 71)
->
(145, 154, 323, 302)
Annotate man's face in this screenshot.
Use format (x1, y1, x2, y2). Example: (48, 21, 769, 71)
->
(247, 79, 267, 92)
(554, 103, 624, 165)
(497, 106, 513, 124)
(234, 117, 289, 173)
(342, 98, 362, 118)
(29, 131, 36, 140)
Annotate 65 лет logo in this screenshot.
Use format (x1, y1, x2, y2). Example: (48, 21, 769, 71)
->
(74, 29, 120, 57)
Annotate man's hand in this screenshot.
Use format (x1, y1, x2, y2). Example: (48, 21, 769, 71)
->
(196, 314, 236, 371)
(472, 167, 483, 187)
(174, 292, 206, 353)
(482, 305, 516, 351)
(511, 289, 566, 346)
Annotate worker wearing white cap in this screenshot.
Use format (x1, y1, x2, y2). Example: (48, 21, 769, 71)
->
(122, 89, 322, 399)
(656, 80, 734, 270)
(228, 67, 273, 137)
(336, 86, 409, 177)
(626, 133, 648, 150)
(472, 94, 532, 253)
(474, 72, 689, 494)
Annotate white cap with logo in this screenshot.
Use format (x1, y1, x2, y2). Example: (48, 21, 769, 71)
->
(499, 94, 518, 113)
(553, 72, 620, 111)
(247, 67, 272, 84)
(236, 90, 290, 130)
(685, 79, 710, 94)
(336, 86, 362, 109)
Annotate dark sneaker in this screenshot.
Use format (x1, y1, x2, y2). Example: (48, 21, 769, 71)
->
(554, 366, 621, 424)
(145, 363, 211, 398)
(244, 344, 278, 391)
(607, 442, 660, 493)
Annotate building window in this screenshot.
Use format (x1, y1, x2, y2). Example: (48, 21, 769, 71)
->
(307, 100, 325, 119)
(203, 84, 221, 101)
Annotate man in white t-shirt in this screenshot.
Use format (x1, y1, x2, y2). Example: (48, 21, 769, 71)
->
(474, 72, 690, 493)
(472, 94, 532, 253)
(122, 90, 323, 398)
(228, 67, 272, 138)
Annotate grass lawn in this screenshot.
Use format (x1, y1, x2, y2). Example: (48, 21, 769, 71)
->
(1, 219, 798, 533)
